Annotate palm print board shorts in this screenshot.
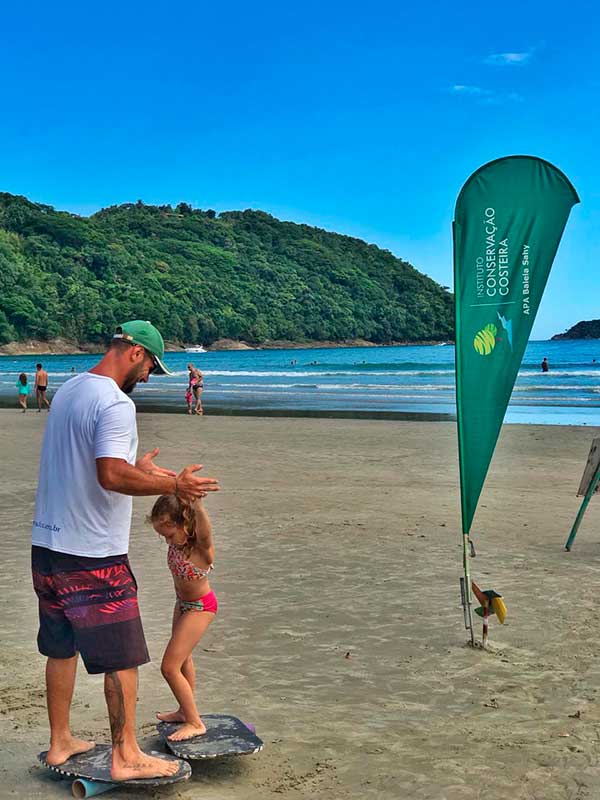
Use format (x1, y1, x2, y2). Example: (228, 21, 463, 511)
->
(32, 546, 150, 674)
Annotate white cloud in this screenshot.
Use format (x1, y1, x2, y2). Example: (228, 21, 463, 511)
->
(449, 85, 524, 104)
(451, 85, 490, 96)
(485, 51, 533, 66)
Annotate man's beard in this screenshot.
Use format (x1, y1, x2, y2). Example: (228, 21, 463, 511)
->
(122, 366, 144, 395)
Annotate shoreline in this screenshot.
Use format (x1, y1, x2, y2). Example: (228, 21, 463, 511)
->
(0, 336, 452, 356)
(2, 398, 598, 426)
(0, 396, 455, 420)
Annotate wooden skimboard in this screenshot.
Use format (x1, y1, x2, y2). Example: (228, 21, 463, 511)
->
(577, 438, 600, 496)
(157, 714, 263, 760)
(39, 744, 190, 788)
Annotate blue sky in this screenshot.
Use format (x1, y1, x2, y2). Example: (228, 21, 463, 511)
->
(1, 0, 598, 339)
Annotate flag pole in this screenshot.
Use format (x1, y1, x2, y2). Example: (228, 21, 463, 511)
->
(461, 535, 475, 645)
(454, 219, 475, 646)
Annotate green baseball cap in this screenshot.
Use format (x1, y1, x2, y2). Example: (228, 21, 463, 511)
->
(113, 320, 173, 375)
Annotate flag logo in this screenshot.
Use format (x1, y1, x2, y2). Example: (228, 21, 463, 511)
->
(473, 323, 498, 355)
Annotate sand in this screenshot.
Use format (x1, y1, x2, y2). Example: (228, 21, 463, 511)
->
(2, 409, 600, 799)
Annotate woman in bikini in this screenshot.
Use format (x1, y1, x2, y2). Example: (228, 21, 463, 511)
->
(186, 364, 203, 416)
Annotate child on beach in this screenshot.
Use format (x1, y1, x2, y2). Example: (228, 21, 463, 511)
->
(184, 386, 193, 414)
(16, 373, 29, 412)
(149, 494, 217, 741)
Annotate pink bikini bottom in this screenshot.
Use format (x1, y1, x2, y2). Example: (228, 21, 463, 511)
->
(177, 590, 218, 615)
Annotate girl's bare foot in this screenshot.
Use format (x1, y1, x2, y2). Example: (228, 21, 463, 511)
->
(168, 721, 207, 741)
(46, 736, 95, 766)
(156, 710, 186, 723)
(111, 750, 180, 781)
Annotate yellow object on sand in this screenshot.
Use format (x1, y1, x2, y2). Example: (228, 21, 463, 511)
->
(491, 596, 507, 624)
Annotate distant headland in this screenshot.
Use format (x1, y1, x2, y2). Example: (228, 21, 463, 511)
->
(552, 320, 600, 340)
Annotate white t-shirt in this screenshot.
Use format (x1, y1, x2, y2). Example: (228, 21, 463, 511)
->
(32, 372, 139, 557)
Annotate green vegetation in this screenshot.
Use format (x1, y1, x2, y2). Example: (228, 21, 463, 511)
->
(552, 320, 600, 340)
(0, 193, 453, 346)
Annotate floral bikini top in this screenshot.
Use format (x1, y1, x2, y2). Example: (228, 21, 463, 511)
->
(168, 544, 214, 581)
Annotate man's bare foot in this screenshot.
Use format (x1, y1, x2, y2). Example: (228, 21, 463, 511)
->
(46, 736, 95, 766)
(111, 751, 180, 781)
(156, 710, 186, 723)
(168, 721, 207, 741)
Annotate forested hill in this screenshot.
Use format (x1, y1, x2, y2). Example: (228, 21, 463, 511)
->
(0, 194, 453, 346)
(552, 320, 600, 340)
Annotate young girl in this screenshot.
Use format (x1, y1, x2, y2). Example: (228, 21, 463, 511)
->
(184, 385, 193, 415)
(16, 373, 29, 412)
(149, 495, 217, 741)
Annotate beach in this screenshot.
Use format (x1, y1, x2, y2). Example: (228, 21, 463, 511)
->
(2, 409, 600, 799)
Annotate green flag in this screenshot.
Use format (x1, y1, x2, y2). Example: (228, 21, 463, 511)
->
(454, 156, 579, 536)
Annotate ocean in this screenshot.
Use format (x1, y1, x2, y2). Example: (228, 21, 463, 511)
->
(2, 339, 600, 425)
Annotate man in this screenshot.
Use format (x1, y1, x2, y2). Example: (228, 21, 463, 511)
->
(34, 362, 51, 412)
(193, 368, 204, 416)
(31, 320, 219, 782)
(541, 357, 549, 373)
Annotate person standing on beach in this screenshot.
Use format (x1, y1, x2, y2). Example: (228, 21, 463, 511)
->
(34, 363, 51, 412)
(31, 320, 219, 782)
(16, 372, 29, 411)
(186, 364, 197, 415)
(186, 363, 204, 416)
(185, 384, 194, 414)
(193, 369, 204, 415)
(541, 357, 549, 373)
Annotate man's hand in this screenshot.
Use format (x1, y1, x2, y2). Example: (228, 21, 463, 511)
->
(136, 447, 177, 478)
(176, 464, 219, 502)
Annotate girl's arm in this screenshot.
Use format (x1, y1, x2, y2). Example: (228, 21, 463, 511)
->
(193, 500, 214, 563)
(193, 501, 213, 546)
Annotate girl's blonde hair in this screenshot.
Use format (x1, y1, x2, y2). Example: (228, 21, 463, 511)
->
(149, 495, 198, 555)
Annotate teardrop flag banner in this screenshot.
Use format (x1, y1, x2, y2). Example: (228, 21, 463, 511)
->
(453, 156, 579, 643)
